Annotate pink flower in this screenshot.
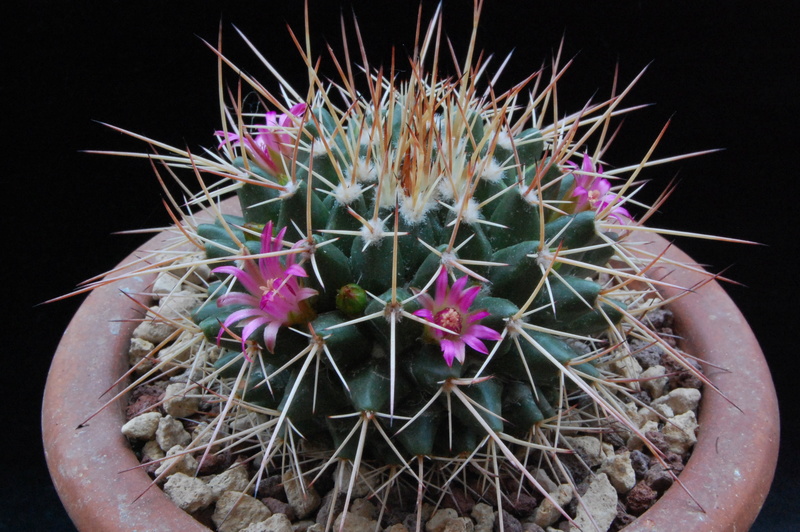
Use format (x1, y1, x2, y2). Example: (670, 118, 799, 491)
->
(217, 103, 307, 177)
(598, 193, 632, 224)
(262, 103, 307, 155)
(413, 268, 502, 367)
(568, 153, 632, 223)
(568, 153, 610, 210)
(212, 221, 317, 355)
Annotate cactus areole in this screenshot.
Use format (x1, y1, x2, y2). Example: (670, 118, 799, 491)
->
(43, 3, 778, 532)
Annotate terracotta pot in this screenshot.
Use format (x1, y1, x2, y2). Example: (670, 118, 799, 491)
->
(625, 237, 779, 531)
(42, 226, 778, 531)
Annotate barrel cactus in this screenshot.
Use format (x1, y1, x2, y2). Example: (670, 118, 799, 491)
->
(84, 4, 736, 530)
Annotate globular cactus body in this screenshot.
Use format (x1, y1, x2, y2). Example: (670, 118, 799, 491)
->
(196, 69, 633, 472)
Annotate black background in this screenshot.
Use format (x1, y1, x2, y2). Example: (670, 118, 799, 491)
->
(4, 1, 797, 530)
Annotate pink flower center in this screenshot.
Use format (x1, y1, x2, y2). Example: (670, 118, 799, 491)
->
(434, 307, 463, 335)
(588, 189, 602, 207)
(259, 278, 282, 310)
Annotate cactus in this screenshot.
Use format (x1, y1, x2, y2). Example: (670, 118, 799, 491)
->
(79, 3, 748, 531)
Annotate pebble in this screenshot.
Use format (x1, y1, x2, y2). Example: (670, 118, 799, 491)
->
(496, 510, 522, 532)
(349, 497, 377, 520)
(212, 491, 272, 532)
(190, 421, 217, 449)
(291, 520, 317, 532)
(163, 472, 214, 513)
(133, 291, 200, 345)
(156, 415, 191, 451)
(126, 383, 165, 418)
(258, 475, 286, 500)
(442, 517, 474, 531)
(639, 365, 669, 399)
(638, 403, 674, 425)
(569, 473, 617, 532)
(208, 463, 250, 499)
(315, 490, 343, 527)
(153, 272, 181, 295)
(644, 462, 675, 493)
(652, 387, 701, 415)
(241, 513, 293, 532)
(521, 524, 545, 532)
(132, 306, 176, 344)
(533, 469, 557, 493)
(533, 484, 573, 527)
(282, 471, 321, 520)
(121, 411, 162, 440)
(664, 357, 703, 389)
(631, 340, 664, 369)
(662, 410, 698, 455)
(625, 481, 657, 515)
(599, 451, 636, 494)
(621, 402, 645, 430)
(332, 511, 378, 532)
(263, 498, 295, 522)
(629, 450, 650, 480)
(565, 436, 605, 467)
(426, 508, 459, 532)
(605, 355, 643, 383)
(158, 332, 199, 366)
(443, 486, 476, 515)
(142, 440, 165, 461)
(163, 382, 200, 418)
(507, 492, 537, 517)
(128, 336, 155, 370)
(334, 461, 372, 498)
(626, 420, 659, 451)
(155, 445, 198, 478)
(644, 430, 670, 454)
(158, 289, 203, 321)
(471, 502, 495, 532)
(169, 253, 213, 285)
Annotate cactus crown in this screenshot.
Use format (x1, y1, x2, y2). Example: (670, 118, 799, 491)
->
(80, 3, 745, 530)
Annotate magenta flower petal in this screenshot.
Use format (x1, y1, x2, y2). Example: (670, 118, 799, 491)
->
(213, 266, 263, 298)
(598, 193, 632, 224)
(263, 321, 283, 353)
(462, 334, 490, 355)
(466, 324, 502, 342)
(457, 285, 481, 310)
(241, 317, 270, 351)
(284, 264, 309, 278)
(216, 292, 260, 308)
(414, 308, 435, 321)
(468, 310, 491, 323)
(440, 339, 464, 366)
(434, 268, 449, 307)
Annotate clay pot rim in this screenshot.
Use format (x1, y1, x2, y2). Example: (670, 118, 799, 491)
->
(42, 226, 779, 531)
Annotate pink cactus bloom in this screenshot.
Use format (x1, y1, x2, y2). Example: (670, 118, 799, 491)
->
(262, 102, 307, 156)
(598, 193, 632, 224)
(568, 153, 610, 210)
(568, 153, 632, 223)
(414, 267, 502, 367)
(212, 221, 317, 356)
(216, 103, 307, 177)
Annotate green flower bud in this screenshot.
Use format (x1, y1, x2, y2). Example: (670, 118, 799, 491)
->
(335, 283, 368, 316)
